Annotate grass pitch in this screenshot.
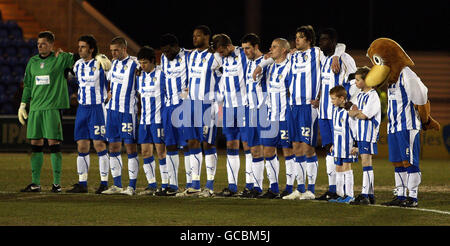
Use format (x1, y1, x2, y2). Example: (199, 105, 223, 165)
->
(0, 152, 448, 226)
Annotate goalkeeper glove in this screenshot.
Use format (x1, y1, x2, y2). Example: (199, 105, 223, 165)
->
(18, 102, 27, 125)
(95, 54, 111, 71)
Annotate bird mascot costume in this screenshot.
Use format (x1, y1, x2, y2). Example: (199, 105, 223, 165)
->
(365, 38, 440, 207)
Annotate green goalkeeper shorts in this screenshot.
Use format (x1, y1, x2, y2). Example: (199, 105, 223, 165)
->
(27, 109, 64, 141)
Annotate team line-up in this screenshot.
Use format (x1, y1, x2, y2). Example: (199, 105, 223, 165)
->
(17, 24, 430, 207)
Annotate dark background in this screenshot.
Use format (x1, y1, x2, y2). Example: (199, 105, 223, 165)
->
(87, 0, 450, 52)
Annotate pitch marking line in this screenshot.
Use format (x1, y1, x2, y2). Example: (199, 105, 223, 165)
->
(371, 204, 450, 215)
(1, 191, 449, 215)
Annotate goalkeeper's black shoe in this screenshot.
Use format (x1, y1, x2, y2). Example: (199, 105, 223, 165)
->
(51, 184, 62, 193)
(369, 195, 376, 205)
(400, 197, 418, 208)
(95, 183, 108, 194)
(349, 194, 370, 205)
(315, 191, 339, 201)
(66, 183, 88, 193)
(280, 189, 292, 198)
(381, 196, 404, 206)
(216, 188, 237, 197)
(238, 187, 253, 198)
(20, 183, 41, 192)
(257, 189, 281, 199)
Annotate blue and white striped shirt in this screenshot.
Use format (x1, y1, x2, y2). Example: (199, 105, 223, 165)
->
(161, 48, 189, 106)
(332, 106, 356, 158)
(246, 55, 267, 110)
(106, 56, 139, 114)
(387, 67, 427, 134)
(137, 66, 165, 125)
(352, 89, 381, 143)
(266, 58, 291, 121)
(74, 58, 107, 105)
(319, 53, 356, 119)
(288, 47, 321, 105)
(187, 49, 220, 102)
(219, 47, 248, 108)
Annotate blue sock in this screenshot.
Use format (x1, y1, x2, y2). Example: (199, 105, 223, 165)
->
(113, 176, 122, 188)
(192, 180, 201, 190)
(228, 183, 238, 193)
(270, 183, 279, 194)
(329, 185, 337, 193)
(206, 180, 214, 190)
(297, 184, 306, 193)
(308, 184, 315, 194)
(147, 182, 157, 189)
(129, 179, 137, 190)
(285, 184, 293, 193)
(79, 181, 87, 187)
(100, 181, 108, 186)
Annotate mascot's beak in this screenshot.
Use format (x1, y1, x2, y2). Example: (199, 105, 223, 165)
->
(365, 64, 390, 87)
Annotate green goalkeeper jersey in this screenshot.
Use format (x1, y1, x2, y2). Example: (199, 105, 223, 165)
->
(21, 51, 74, 112)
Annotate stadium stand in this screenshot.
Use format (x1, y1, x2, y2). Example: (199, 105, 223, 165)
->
(0, 0, 448, 123)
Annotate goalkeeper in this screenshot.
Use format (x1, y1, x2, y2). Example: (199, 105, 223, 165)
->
(18, 31, 75, 193)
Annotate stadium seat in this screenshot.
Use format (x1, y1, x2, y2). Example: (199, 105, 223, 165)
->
(8, 27, 23, 39)
(27, 38, 37, 48)
(0, 92, 9, 105)
(1, 103, 15, 114)
(0, 29, 8, 39)
(12, 66, 24, 77)
(18, 56, 29, 66)
(12, 74, 23, 83)
(6, 83, 18, 94)
(0, 65, 11, 76)
(12, 38, 26, 47)
(0, 38, 10, 48)
(17, 46, 30, 58)
(4, 46, 16, 57)
(6, 56, 18, 66)
(4, 20, 19, 30)
(0, 74, 12, 84)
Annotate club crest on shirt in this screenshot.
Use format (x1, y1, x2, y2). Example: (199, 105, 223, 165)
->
(40, 62, 45, 69)
(91, 67, 96, 72)
(123, 65, 128, 70)
(303, 54, 309, 62)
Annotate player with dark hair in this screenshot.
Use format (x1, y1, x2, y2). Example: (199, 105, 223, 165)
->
(177, 25, 220, 198)
(314, 27, 356, 201)
(134, 46, 168, 196)
(239, 33, 267, 198)
(66, 34, 112, 194)
(19, 31, 75, 193)
(158, 33, 191, 195)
